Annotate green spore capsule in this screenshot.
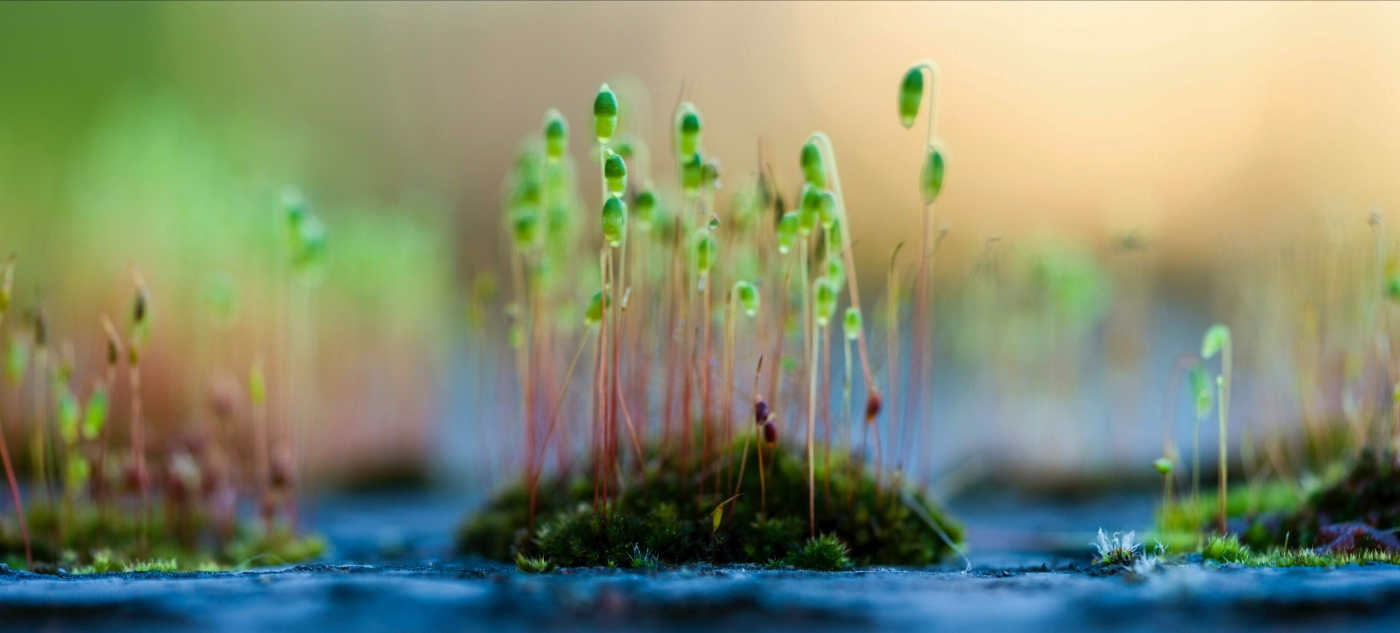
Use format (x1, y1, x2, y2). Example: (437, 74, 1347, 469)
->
(602, 196, 627, 247)
(800, 141, 826, 187)
(1154, 457, 1173, 476)
(58, 389, 80, 446)
(512, 206, 541, 251)
(543, 109, 569, 161)
(604, 151, 628, 197)
(585, 289, 609, 325)
(827, 218, 844, 256)
(1201, 324, 1231, 360)
(635, 189, 657, 231)
(702, 159, 722, 190)
(843, 306, 862, 341)
(818, 190, 838, 229)
(694, 230, 716, 274)
(1189, 364, 1213, 418)
(899, 66, 924, 129)
(708, 213, 721, 232)
(593, 83, 618, 144)
(81, 386, 109, 442)
(826, 259, 845, 288)
(678, 106, 701, 157)
(798, 183, 821, 236)
(920, 145, 946, 205)
(734, 280, 760, 317)
(813, 276, 837, 327)
(777, 211, 799, 255)
(682, 153, 704, 196)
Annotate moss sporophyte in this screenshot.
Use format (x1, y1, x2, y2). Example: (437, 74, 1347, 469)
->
(0, 196, 325, 571)
(462, 75, 963, 569)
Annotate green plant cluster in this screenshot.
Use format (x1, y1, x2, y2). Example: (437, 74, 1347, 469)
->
(460, 443, 961, 571)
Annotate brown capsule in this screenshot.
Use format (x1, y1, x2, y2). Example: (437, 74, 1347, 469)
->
(865, 390, 883, 422)
(762, 420, 777, 446)
(754, 399, 770, 426)
(133, 286, 149, 325)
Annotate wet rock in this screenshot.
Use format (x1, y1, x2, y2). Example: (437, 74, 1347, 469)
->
(1313, 522, 1400, 555)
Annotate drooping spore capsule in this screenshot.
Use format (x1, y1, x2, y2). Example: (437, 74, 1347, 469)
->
(635, 189, 657, 231)
(899, 66, 924, 129)
(754, 399, 770, 425)
(763, 420, 777, 445)
(584, 289, 609, 326)
(800, 140, 825, 188)
(734, 280, 759, 317)
(512, 207, 541, 251)
(813, 276, 836, 327)
(920, 144, 946, 205)
(604, 151, 628, 197)
(708, 213, 721, 232)
(694, 231, 716, 274)
(864, 390, 883, 421)
(843, 306, 862, 341)
(602, 196, 627, 247)
(798, 183, 821, 236)
(543, 109, 569, 161)
(593, 83, 619, 144)
(678, 106, 701, 157)
(702, 159, 722, 190)
(817, 190, 837, 230)
(826, 259, 845, 288)
(776, 211, 799, 255)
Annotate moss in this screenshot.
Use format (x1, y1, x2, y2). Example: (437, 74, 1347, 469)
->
(459, 442, 962, 569)
(1202, 534, 1251, 564)
(0, 501, 324, 573)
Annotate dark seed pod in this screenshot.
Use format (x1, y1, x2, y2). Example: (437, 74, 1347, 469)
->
(865, 390, 883, 421)
(33, 308, 48, 349)
(762, 420, 777, 445)
(754, 399, 770, 426)
(133, 286, 149, 325)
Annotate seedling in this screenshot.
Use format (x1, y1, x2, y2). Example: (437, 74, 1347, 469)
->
(1201, 324, 1232, 534)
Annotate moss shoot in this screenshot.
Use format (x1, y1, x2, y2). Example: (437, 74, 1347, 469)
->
(460, 442, 962, 571)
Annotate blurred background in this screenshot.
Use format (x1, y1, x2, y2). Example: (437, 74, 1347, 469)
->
(4, 1, 1400, 492)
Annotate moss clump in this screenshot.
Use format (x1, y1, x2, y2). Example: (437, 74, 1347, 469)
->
(0, 502, 325, 573)
(459, 443, 962, 569)
(1267, 449, 1400, 549)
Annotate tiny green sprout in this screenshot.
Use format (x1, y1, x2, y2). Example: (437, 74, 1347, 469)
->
(593, 83, 618, 144)
(678, 105, 702, 157)
(584, 289, 610, 326)
(798, 183, 821, 236)
(515, 553, 557, 574)
(734, 280, 760, 317)
(694, 230, 717, 275)
(920, 144, 946, 205)
(604, 151, 628, 197)
(842, 307, 861, 341)
(601, 196, 627, 247)
(777, 211, 799, 255)
(898, 66, 924, 129)
(543, 109, 568, 161)
(817, 190, 838, 230)
(800, 140, 826, 188)
(634, 189, 657, 231)
(81, 386, 109, 442)
(1154, 457, 1172, 476)
(813, 276, 837, 327)
(511, 207, 542, 251)
(682, 152, 704, 196)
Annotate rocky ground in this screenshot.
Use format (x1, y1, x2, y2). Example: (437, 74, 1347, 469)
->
(2, 491, 1399, 632)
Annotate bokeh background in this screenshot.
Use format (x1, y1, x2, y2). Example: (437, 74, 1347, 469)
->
(4, 1, 1400, 491)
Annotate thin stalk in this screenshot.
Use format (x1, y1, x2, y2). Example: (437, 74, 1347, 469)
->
(1216, 340, 1232, 535)
(807, 321, 823, 539)
(0, 303, 31, 568)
